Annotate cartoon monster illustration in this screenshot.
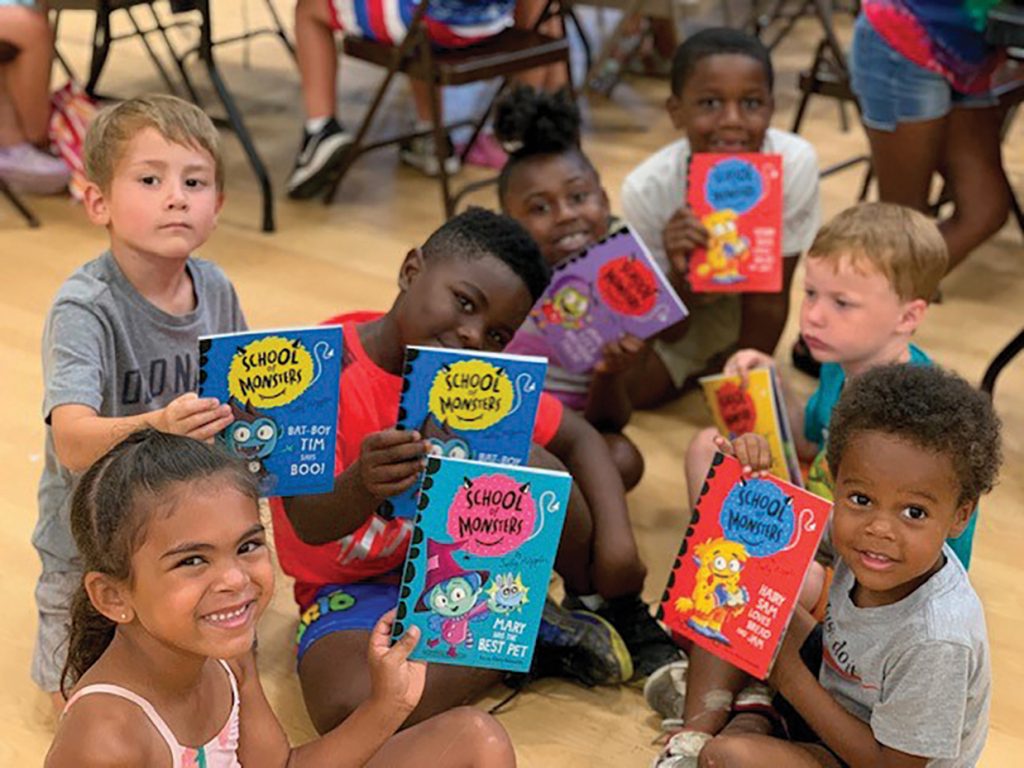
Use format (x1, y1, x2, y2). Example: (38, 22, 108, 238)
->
(698, 209, 750, 285)
(420, 414, 471, 460)
(532, 274, 593, 330)
(219, 399, 281, 480)
(415, 540, 491, 658)
(486, 572, 529, 614)
(674, 537, 750, 644)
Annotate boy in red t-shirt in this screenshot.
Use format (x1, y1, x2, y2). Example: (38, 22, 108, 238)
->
(271, 208, 678, 733)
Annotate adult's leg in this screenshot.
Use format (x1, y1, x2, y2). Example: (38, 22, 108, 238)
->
(367, 706, 515, 768)
(2, 5, 53, 145)
(937, 104, 1009, 271)
(295, 0, 340, 120)
(299, 630, 501, 732)
(863, 117, 945, 213)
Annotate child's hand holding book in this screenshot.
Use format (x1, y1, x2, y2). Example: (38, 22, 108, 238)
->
(722, 348, 775, 388)
(368, 609, 426, 715)
(712, 432, 772, 477)
(594, 333, 646, 375)
(358, 429, 429, 499)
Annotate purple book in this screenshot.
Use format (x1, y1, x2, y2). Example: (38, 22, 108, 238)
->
(525, 225, 688, 374)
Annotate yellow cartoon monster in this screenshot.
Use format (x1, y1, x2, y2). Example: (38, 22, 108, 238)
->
(697, 209, 749, 286)
(674, 537, 750, 644)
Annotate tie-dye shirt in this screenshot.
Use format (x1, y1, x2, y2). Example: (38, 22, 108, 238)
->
(862, 0, 1003, 93)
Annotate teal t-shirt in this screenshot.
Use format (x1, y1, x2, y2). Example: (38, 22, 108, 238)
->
(802, 344, 978, 569)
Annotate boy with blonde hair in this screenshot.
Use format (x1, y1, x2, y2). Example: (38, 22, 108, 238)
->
(648, 202, 962, 766)
(32, 95, 245, 709)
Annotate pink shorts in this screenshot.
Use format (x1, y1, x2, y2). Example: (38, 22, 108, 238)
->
(327, 0, 514, 48)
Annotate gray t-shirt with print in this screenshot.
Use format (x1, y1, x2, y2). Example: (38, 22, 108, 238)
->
(820, 547, 990, 766)
(33, 251, 246, 572)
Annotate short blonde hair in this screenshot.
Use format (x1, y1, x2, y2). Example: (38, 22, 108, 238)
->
(808, 202, 948, 301)
(84, 94, 223, 192)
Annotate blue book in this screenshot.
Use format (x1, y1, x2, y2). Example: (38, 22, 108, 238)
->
(391, 456, 572, 673)
(198, 326, 342, 497)
(381, 346, 548, 519)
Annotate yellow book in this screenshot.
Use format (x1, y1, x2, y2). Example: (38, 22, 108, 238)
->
(699, 368, 801, 486)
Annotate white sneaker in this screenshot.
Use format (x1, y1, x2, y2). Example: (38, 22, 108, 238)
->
(651, 730, 713, 768)
(643, 658, 689, 720)
(399, 132, 460, 177)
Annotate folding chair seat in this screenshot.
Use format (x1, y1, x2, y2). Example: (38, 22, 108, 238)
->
(323, 2, 572, 218)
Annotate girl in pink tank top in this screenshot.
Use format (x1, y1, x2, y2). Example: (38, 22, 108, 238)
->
(46, 429, 515, 767)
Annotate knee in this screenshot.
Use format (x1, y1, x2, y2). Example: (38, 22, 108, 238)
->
(686, 428, 721, 472)
(445, 707, 515, 763)
(605, 433, 645, 491)
(958, 176, 1011, 239)
(593, 547, 647, 597)
(697, 735, 758, 767)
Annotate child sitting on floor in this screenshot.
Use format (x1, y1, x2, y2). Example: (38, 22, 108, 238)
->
(47, 429, 516, 768)
(621, 27, 821, 408)
(656, 364, 997, 768)
(271, 208, 679, 737)
(497, 84, 645, 491)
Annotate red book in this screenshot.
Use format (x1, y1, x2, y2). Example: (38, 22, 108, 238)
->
(658, 452, 830, 679)
(686, 153, 783, 293)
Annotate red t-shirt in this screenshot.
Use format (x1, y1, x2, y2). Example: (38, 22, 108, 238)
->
(269, 311, 564, 608)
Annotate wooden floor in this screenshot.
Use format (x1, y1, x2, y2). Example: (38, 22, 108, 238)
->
(3, 4, 1022, 765)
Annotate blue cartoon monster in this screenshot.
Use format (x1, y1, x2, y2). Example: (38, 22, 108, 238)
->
(486, 573, 529, 615)
(415, 539, 491, 658)
(220, 399, 281, 481)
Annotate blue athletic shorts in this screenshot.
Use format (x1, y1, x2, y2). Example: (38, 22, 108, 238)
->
(295, 581, 399, 664)
(850, 14, 997, 132)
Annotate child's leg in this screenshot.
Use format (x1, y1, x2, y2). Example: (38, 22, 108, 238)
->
(299, 629, 502, 732)
(367, 706, 514, 768)
(513, 0, 568, 92)
(601, 431, 645, 492)
(679, 645, 749, 735)
(32, 570, 79, 715)
(295, 0, 340, 120)
(936, 104, 1010, 271)
(736, 256, 799, 356)
(696, 734, 841, 768)
(2, 4, 53, 145)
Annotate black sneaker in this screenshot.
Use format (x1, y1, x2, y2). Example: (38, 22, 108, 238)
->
(569, 593, 682, 681)
(286, 117, 353, 200)
(399, 131, 461, 177)
(529, 598, 633, 687)
(791, 335, 822, 379)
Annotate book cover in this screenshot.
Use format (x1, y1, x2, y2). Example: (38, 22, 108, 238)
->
(699, 368, 802, 487)
(658, 453, 830, 679)
(198, 326, 342, 497)
(687, 153, 783, 293)
(523, 225, 688, 374)
(391, 456, 572, 673)
(382, 346, 548, 519)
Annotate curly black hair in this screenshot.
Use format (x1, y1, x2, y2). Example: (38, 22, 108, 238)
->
(494, 85, 596, 206)
(671, 27, 774, 96)
(827, 364, 1002, 506)
(421, 206, 551, 302)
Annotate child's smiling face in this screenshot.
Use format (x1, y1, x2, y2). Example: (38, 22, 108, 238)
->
(127, 477, 274, 660)
(395, 250, 536, 353)
(831, 431, 974, 608)
(667, 53, 773, 154)
(502, 152, 610, 267)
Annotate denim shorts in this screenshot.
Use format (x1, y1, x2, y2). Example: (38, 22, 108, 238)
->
(850, 14, 998, 132)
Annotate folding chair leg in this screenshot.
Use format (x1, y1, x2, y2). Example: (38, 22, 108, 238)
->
(125, 7, 181, 96)
(145, 4, 204, 105)
(262, 0, 297, 60)
(0, 178, 41, 228)
(85, 2, 113, 97)
(195, 0, 274, 232)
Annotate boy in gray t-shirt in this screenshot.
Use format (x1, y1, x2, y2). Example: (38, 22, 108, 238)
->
(33, 96, 246, 704)
(659, 365, 998, 768)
